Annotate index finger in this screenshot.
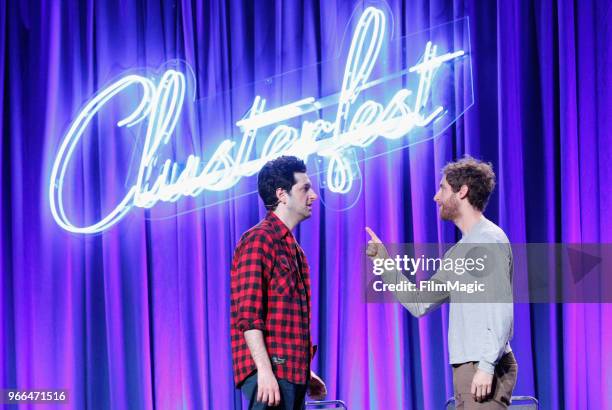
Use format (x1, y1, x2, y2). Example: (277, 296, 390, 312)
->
(365, 227, 382, 243)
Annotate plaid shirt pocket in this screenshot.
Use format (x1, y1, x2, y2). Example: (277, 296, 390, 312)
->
(274, 255, 297, 297)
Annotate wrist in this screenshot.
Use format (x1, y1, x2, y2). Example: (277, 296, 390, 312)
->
(257, 364, 274, 376)
(477, 360, 495, 375)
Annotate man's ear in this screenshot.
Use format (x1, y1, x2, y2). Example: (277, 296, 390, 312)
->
(276, 187, 287, 205)
(459, 185, 469, 200)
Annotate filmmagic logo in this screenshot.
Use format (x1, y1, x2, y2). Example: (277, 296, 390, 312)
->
(49, 6, 469, 233)
(372, 279, 485, 294)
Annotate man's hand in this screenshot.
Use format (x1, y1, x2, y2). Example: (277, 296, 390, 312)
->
(243, 330, 281, 405)
(366, 227, 389, 260)
(307, 371, 327, 400)
(471, 369, 493, 402)
(257, 368, 281, 406)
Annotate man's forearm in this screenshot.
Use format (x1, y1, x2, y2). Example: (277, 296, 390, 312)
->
(244, 329, 273, 373)
(381, 268, 447, 317)
(478, 302, 513, 374)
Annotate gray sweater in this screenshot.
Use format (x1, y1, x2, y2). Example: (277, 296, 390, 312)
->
(382, 217, 513, 374)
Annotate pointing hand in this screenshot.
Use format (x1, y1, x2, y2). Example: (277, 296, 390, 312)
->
(365, 227, 390, 260)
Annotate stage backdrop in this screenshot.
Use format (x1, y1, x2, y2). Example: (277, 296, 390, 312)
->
(1, 0, 611, 409)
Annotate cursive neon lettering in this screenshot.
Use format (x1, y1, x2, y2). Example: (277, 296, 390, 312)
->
(49, 7, 466, 233)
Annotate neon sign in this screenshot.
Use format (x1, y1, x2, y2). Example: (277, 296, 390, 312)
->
(49, 7, 469, 233)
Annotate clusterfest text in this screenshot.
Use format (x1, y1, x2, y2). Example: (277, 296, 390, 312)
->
(49, 7, 465, 233)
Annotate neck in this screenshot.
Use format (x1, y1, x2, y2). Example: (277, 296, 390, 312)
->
(453, 208, 484, 236)
(273, 208, 299, 230)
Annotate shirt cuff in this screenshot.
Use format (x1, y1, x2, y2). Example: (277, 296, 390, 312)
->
(477, 360, 495, 375)
(236, 318, 265, 332)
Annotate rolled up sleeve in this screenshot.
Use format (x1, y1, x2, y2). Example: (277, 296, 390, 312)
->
(231, 232, 273, 332)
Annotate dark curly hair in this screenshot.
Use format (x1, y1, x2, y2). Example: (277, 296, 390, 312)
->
(257, 156, 307, 210)
(443, 156, 496, 212)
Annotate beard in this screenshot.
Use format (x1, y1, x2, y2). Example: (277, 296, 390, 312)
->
(439, 195, 460, 220)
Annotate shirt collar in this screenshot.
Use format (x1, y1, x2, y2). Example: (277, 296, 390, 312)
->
(266, 211, 294, 241)
(461, 216, 488, 240)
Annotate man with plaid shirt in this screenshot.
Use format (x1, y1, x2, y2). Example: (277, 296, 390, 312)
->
(230, 156, 326, 409)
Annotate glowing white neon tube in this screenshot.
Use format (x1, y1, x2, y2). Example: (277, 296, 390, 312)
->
(49, 6, 466, 233)
(49, 75, 156, 234)
(236, 97, 316, 131)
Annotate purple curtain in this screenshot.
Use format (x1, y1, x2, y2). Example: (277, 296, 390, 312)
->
(1, 0, 610, 409)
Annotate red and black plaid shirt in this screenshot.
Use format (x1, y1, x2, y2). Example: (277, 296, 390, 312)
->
(230, 212, 315, 386)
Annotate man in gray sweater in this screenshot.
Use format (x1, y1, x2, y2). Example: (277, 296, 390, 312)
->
(366, 157, 517, 409)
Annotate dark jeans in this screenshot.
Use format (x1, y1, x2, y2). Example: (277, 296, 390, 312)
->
(240, 372, 307, 410)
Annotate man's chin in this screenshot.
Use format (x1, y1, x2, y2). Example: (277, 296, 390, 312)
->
(438, 208, 450, 220)
(440, 211, 457, 221)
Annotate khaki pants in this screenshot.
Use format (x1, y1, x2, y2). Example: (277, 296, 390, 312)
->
(452, 352, 518, 409)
